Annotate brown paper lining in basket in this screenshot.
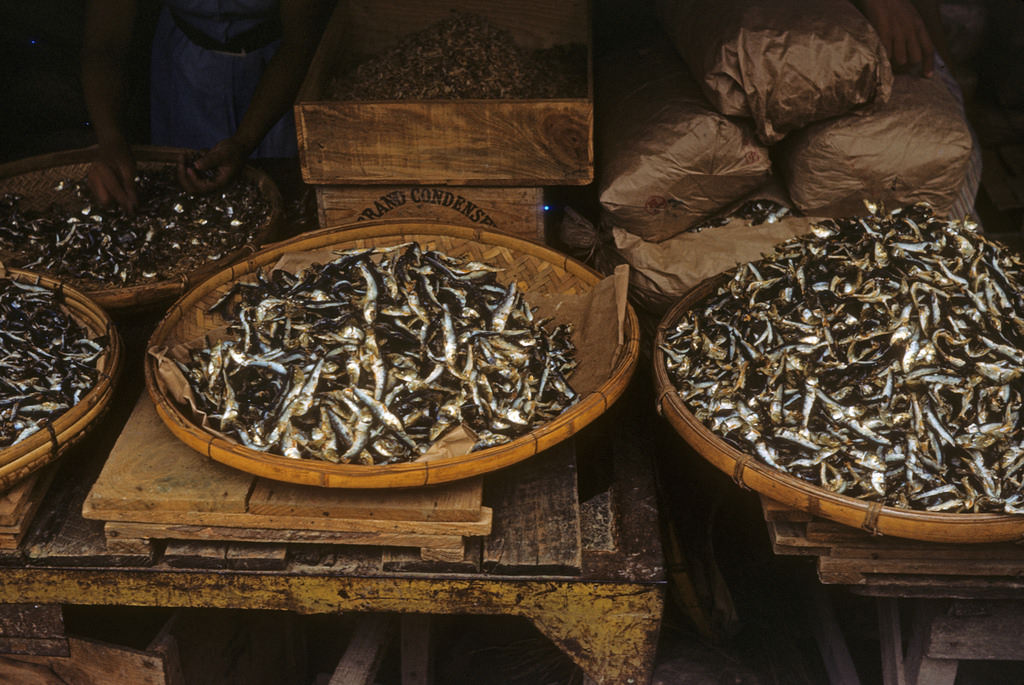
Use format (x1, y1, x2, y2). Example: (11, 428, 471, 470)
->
(149, 249, 628, 463)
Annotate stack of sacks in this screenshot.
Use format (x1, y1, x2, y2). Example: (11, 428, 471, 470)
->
(597, 0, 974, 315)
(596, 34, 772, 242)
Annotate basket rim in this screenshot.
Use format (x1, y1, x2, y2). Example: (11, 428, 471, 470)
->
(0, 267, 124, 490)
(145, 219, 640, 488)
(653, 272, 1024, 544)
(0, 145, 284, 313)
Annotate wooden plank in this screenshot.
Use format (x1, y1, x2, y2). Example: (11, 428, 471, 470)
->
(0, 604, 64, 650)
(483, 440, 582, 574)
(225, 543, 289, 571)
(400, 614, 432, 685)
(163, 541, 228, 569)
(381, 538, 481, 573)
(248, 475, 484, 522)
(818, 555, 1024, 579)
(765, 521, 832, 556)
(927, 600, 1024, 661)
(0, 468, 57, 550)
(826, 542, 1024, 562)
(0, 637, 68, 657)
(904, 600, 958, 685)
(8, 637, 173, 685)
(806, 583, 862, 685)
(328, 613, 394, 685)
(877, 598, 907, 685)
(95, 503, 492, 536)
(104, 521, 466, 553)
(82, 396, 254, 518)
(316, 185, 545, 243)
(0, 471, 41, 526)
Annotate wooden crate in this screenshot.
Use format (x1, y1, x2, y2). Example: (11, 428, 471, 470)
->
(295, 0, 593, 186)
(316, 184, 545, 242)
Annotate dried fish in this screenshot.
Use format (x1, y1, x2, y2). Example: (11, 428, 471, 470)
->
(662, 202, 1024, 514)
(181, 243, 579, 464)
(0, 278, 107, 448)
(0, 168, 268, 289)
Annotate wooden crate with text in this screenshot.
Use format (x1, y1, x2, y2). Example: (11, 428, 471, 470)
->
(316, 185, 545, 243)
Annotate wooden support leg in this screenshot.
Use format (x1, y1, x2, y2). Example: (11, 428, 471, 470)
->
(904, 600, 957, 685)
(328, 613, 395, 685)
(523, 586, 663, 685)
(805, 584, 862, 685)
(877, 598, 907, 685)
(400, 614, 432, 685)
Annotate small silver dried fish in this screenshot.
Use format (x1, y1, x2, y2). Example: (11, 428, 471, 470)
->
(0, 168, 268, 288)
(181, 243, 579, 464)
(662, 203, 1024, 514)
(0, 278, 107, 448)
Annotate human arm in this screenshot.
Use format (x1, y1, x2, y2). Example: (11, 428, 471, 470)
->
(81, 0, 139, 210)
(178, 0, 331, 193)
(854, 0, 944, 77)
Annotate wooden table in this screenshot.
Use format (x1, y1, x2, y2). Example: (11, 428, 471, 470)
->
(0, 385, 665, 685)
(761, 495, 1024, 685)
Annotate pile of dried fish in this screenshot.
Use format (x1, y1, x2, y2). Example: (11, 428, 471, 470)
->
(329, 13, 587, 100)
(0, 278, 107, 448)
(662, 203, 1024, 514)
(685, 199, 793, 234)
(0, 168, 268, 288)
(178, 243, 579, 464)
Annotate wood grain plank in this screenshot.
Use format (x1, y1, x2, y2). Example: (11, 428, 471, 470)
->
(82, 396, 254, 517)
(328, 614, 394, 685)
(91, 503, 492, 536)
(483, 440, 581, 574)
(104, 521, 465, 552)
(298, 101, 592, 186)
(0, 472, 41, 526)
(163, 541, 228, 569)
(248, 475, 484, 522)
(927, 600, 1024, 661)
(225, 543, 289, 571)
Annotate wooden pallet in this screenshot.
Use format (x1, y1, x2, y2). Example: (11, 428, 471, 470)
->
(82, 395, 492, 563)
(760, 495, 1024, 594)
(0, 468, 57, 551)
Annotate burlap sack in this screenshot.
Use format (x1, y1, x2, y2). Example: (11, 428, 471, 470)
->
(777, 74, 974, 218)
(596, 35, 771, 243)
(656, 0, 893, 144)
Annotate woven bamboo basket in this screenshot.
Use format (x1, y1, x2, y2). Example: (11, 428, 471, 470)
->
(145, 220, 640, 488)
(654, 274, 1024, 544)
(0, 145, 283, 314)
(0, 267, 123, 492)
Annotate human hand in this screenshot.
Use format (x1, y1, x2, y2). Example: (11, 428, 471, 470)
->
(177, 138, 248, 194)
(858, 0, 935, 77)
(87, 139, 138, 212)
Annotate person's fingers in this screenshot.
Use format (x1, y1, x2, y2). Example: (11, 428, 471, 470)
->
(89, 163, 136, 212)
(87, 169, 114, 208)
(116, 165, 138, 211)
(917, 24, 935, 77)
